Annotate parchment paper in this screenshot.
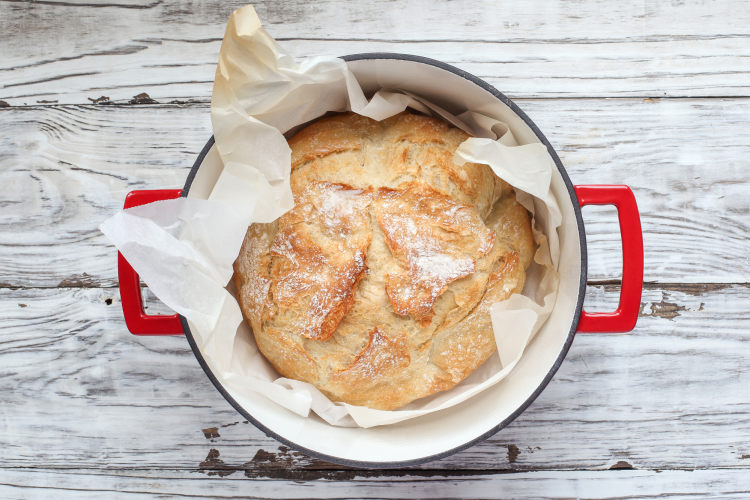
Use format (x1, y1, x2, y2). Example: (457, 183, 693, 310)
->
(100, 4, 561, 429)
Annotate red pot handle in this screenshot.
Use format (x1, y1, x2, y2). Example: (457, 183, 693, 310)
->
(574, 185, 643, 333)
(119, 189, 185, 335)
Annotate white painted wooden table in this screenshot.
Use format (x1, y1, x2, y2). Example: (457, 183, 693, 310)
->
(2, 1, 749, 498)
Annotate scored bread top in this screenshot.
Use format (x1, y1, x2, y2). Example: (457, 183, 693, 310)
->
(234, 112, 534, 411)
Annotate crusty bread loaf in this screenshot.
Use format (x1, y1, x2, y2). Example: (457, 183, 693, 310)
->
(234, 112, 534, 411)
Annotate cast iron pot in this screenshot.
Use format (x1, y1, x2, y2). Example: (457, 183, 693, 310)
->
(118, 54, 644, 468)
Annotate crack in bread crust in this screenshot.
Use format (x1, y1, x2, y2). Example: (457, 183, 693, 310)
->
(374, 183, 495, 326)
(234, 112, 534, 410)
(269, 184, 372, 341)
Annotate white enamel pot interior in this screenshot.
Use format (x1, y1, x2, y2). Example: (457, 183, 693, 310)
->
(179, 54, 586, 468)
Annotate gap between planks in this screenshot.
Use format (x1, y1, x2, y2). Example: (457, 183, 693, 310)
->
(4, 94, 750, 109)
(2, 467, 750, 500)
(1, 465, 749, 480)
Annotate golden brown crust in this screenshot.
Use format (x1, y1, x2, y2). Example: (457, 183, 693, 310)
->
(257, 328, 319, 383)
(268, 185, 371, 341)
(234, 111, 534, 410)
(325, 326, 411, 407)
(289, 113, 378, 170)
(373, 183, 494, 325)
(430, 252, 526, 382)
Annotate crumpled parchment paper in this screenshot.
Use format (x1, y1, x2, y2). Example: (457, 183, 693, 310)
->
(100, 4, 561, 428)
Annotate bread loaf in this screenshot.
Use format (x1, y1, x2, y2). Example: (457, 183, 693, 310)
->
(234, 112, 534, 410)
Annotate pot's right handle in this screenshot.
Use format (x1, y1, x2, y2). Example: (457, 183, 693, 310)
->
(574, 185, 643, 333)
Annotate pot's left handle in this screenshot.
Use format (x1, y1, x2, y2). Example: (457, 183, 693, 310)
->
(119, 189, 185, 335)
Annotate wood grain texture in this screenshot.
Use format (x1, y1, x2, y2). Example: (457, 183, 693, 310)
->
(2, 284, 750, 472)
(0, 104, 210, 287)
(3, 1, 750, 494)
(2, 99, 749, 287)
(2, 0, 750, 103)
(1, 468, 750, 500)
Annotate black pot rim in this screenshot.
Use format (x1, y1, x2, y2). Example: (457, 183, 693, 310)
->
(179, 53, 588, 469)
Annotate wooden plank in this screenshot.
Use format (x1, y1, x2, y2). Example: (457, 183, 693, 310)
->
(2, 98, 750, 287)
(1, 283, 750, 471)
(2, 0, 750, 103)
(1, 468, 750, 500)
